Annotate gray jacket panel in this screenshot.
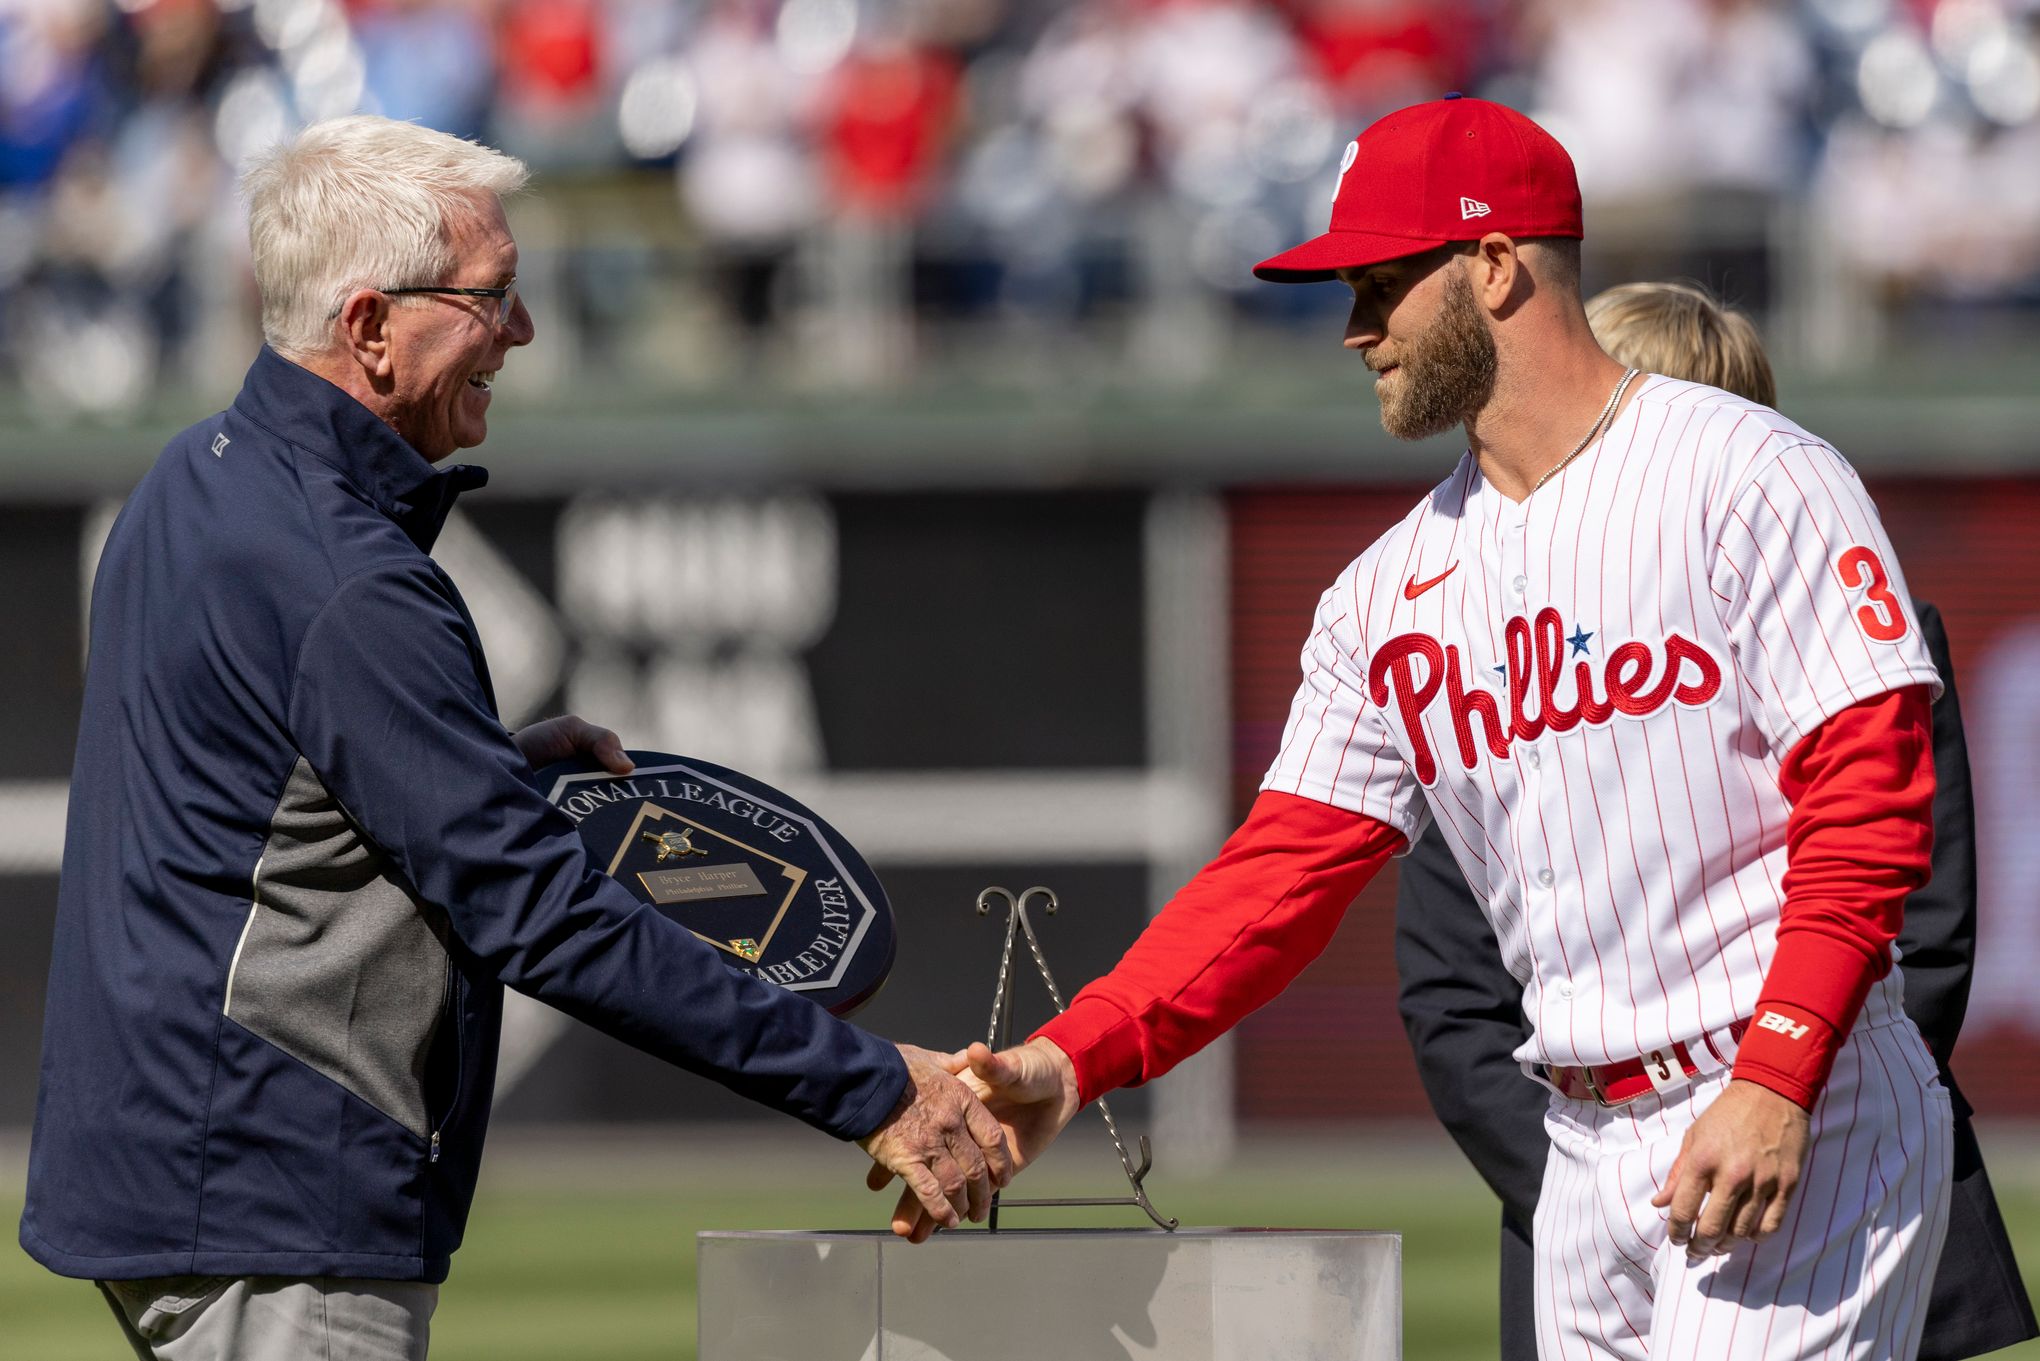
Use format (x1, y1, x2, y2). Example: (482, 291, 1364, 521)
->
(226, 757, 451, 1137)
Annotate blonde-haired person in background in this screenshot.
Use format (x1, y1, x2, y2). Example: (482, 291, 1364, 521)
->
(1390, 280, 2035, 1361)
(1585, 281, 1777, 409)
(21, 115, 1009, 1361)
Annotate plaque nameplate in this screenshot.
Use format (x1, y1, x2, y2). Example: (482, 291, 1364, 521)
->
(639, 862, 769, 905)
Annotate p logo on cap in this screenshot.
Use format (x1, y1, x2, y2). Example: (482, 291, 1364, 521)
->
(1332, 139, 1361, 206)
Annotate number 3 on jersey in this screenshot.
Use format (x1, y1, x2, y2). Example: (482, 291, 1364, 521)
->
(1834, 545, 1909, 643)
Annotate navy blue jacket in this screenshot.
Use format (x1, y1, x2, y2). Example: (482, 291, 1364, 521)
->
(22, 349, 908, 1283)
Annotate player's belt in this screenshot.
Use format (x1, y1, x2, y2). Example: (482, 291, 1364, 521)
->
(1547, 1020, 1751, 1107)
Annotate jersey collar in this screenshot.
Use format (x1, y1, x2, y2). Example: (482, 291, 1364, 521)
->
(230, 346, 489, 551)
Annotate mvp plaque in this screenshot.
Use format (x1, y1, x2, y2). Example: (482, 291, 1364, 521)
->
(539, 752, 895, 1016)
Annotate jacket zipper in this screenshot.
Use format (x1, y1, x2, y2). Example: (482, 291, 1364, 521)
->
(429, 960, 462, 1165)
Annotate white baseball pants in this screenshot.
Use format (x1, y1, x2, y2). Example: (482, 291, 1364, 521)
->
(1536, 1017, 1953, 1361)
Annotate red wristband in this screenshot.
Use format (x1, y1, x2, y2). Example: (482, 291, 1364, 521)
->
(1730, 1003, 1837, 1111)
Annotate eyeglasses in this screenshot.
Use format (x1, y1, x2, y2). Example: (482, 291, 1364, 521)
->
(380, 281, 518, 327)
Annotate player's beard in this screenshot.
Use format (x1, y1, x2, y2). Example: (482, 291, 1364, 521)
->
(1373, 266, 1497, 441)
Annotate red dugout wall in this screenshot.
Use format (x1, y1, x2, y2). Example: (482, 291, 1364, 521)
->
(1229, 478, 2040, 1123)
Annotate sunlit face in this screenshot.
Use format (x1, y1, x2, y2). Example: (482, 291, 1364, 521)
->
(382, 194, 534, 462)
(1338, 248, 1496, 441)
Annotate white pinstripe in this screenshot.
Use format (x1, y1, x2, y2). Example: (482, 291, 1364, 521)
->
(1263, 378, 1941, 1070)
(1261, 378, 1952, 1358)
(1534, 1021, 1951, 1361)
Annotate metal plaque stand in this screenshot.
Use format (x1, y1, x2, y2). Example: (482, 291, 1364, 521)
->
(976, 885, 1177, 1232)
(697, 894, 1405, 1361)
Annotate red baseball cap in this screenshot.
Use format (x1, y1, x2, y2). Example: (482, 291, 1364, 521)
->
(1254, 94, 1583, 283)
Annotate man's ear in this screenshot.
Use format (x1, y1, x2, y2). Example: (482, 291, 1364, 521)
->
(335, 289, 395, 384)
(1471, 233, 1523, 314)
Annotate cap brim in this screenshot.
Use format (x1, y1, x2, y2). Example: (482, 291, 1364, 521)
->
(1252, 230, 1452, 283)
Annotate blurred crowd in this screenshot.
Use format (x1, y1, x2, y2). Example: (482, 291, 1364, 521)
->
(3, 0, 2040, 410)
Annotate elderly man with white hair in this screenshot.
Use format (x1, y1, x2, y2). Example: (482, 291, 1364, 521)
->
(18, 115, 1007, 1361)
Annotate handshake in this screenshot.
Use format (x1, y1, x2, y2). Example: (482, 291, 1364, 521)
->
(855, 1038, 1087, 1243)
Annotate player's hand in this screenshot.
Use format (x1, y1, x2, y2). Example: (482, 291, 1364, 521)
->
(877, 1038, 1087, 1243)
(1652, 1079, 1811, 1261)
(858, 1045, 1013, 1243)
(511, 715, 633, 775)
(960, 1039, 1084, 1175)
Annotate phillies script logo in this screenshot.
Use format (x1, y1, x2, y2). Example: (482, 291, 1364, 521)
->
(1368, 607, 1725, 784)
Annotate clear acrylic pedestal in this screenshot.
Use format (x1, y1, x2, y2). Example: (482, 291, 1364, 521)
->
(697, 1227, 1400, 1361)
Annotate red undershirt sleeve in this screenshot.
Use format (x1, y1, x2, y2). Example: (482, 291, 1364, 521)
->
(1031, 790, 1405, 1106)
(1732, 684, 1936, 1109)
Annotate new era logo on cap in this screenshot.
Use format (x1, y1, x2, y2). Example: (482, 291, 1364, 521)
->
(1460, 196, 1491, 220)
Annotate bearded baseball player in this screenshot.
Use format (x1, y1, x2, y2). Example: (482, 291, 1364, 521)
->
(926, 96, 1956, 1359)
(1395, 280, 2035, 1361)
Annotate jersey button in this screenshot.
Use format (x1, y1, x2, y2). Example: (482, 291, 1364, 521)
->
(1556, 980, 1574, 999)
(1536, 867, 1555, 887)
(1525, 748, 1541, 768)
(1512, 574, 1527, 594)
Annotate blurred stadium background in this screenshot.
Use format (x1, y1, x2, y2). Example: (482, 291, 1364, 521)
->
(4, 0, 2040, 1354)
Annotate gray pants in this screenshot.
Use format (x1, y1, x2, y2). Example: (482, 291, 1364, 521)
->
(97, 1276, 438, 1361)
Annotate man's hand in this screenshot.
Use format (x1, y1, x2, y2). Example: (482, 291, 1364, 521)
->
(511, 715, 633, 776)
(877, 1038, 1085, 1243)
(858, 1045, 1013, 1243)
(1651, 1079, 1811, 1260)
(960, 1039, 1084, 1174)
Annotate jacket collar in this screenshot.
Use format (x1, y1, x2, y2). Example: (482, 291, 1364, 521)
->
(230, 346, 489, 551)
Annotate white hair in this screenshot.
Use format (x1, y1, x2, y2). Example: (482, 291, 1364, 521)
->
(240, 116, 529, 359)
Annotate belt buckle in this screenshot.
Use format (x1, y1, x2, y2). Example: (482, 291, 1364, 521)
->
(1585, 1063, 1652, 1108)
(1579, 1065, 1610, 1105)
(1552, 1063, 1630, 1107)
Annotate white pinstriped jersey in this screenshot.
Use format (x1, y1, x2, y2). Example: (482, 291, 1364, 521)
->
(1264, 376, 1943, 1071)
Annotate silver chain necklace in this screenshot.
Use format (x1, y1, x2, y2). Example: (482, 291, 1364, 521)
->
(1531, 368, 1639, 493)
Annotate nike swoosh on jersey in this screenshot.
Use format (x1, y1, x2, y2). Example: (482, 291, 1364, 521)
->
(1403, 564, 1459, 600)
